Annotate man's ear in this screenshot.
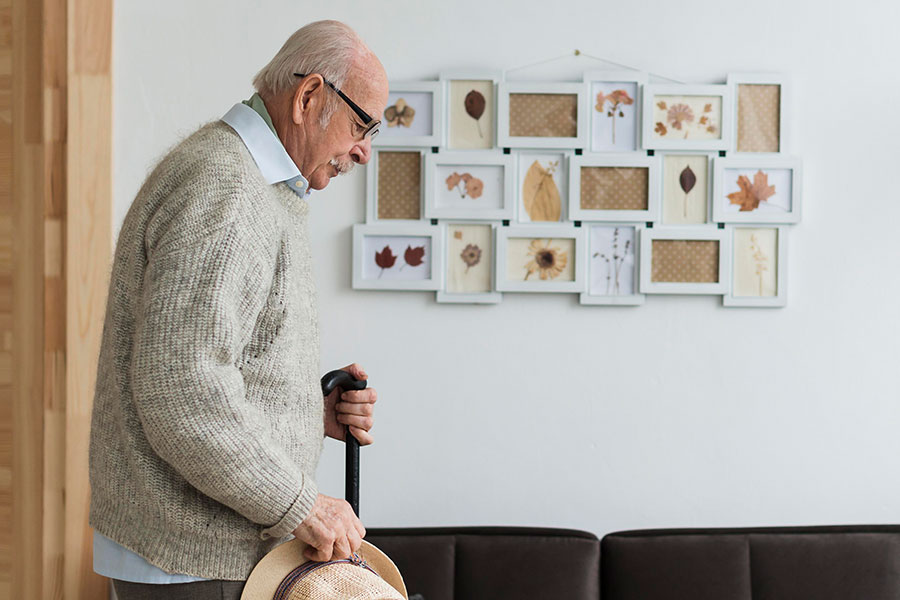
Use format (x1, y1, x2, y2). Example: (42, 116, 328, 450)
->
(292, 74, 325, 125)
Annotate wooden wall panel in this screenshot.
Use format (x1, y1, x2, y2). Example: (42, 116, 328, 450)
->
(0, 0, 11, 595)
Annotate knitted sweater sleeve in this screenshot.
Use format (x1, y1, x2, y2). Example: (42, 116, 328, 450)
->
(130, 217, 318, 541)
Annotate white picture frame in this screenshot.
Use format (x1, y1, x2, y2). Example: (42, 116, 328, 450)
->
(424, 151, 515, 221)
(365, 148, 425, 223)
(659, 151, 716, 226)
(495, 224, 586, 293)
(712, 155, 802, 224)
(436, 221, 502, 304)
(352, 223, 443, 291)
(580, 223, 645, 306)
(639, 226, 730, 295)
(568, 153, 660, 223)
(583, 70, 647, 153)
(727, 72, 790, 154)
(515, 150, 572, 224)
(374, 81, 444, 148)
(440, 69, 503, 150)
(497, 81, 589, 150)
(723, 225, 788, 308)
(641, 84, 733, 151)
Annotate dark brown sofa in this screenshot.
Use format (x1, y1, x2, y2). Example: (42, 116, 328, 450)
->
(367, 525, 900, 600)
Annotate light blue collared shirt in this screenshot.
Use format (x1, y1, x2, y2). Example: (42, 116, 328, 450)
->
(93, 96, 307, 584)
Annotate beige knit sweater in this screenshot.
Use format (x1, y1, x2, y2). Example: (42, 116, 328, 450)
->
(89, 120, 323, 580)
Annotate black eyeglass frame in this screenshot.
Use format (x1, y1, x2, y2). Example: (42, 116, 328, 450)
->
(294, 73, 381, 139)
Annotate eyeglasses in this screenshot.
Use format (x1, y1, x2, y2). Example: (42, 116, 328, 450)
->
(294, 73, 381, 140)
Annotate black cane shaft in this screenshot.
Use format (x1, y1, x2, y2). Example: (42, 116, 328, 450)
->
(320, 369, 367, 517)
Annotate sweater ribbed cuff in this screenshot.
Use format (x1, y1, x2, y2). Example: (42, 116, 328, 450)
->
(259, 478, 319, 541)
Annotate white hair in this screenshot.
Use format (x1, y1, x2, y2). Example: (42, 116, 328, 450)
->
(253, 20, 367, 127)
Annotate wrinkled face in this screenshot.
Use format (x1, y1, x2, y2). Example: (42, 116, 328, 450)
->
(291, 62, 389, 191)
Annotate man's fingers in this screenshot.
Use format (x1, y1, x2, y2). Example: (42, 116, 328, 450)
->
(348, 425, 374, 446)
(342, 363, 368, 381)
(332, 535, 352, 560)
(337, 413, 374, 431)
(335, 401, 374, 416)
(340, 388, 377, 404)
(347, 527, 362, 555)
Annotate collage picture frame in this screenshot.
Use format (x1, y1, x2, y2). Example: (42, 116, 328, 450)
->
(712, 155, 802, 224)
(639, 226, 730, 295)
(568, 153, 660, 222)
(497, 81, 589, 150)
(436, 221, 502, 304)
(424, 151, 515, 221)
(495, 225, 585, 293)
(723, 225, 788, 307)
(352, 223, 443, 291)
(374, 81, 444, 148)
(642, 84, 733, 152)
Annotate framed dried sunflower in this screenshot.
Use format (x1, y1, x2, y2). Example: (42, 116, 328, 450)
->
(712, 155, 802, 224)
(374, 81, 444, 148)
(495, 225, 585, 293)
(641, 84, 733, 152)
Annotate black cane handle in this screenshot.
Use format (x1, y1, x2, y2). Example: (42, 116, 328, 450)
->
(320, 370, 367, 517)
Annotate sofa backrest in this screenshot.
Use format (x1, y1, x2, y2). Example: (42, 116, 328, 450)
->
(602, 525, 900, 600)
(366, 526, 601, 600)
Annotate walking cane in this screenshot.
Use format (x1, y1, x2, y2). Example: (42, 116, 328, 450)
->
(320, 369, 367, 517)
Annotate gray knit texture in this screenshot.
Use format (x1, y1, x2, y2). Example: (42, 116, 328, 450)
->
(89, 121, 323, 580)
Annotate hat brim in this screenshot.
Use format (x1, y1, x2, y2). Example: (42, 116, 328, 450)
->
(240, 539, 408, 600)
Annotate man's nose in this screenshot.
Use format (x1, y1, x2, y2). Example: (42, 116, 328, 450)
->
(350, 137, 372, 164)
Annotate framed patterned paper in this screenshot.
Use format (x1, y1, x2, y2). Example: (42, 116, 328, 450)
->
(639, 227, 729, 295)
(495, 225, 585, 293)
(642, 84, 733, 151)
(516, 151, 571, 223)
(352, 223, 443, 291)
(568, 153, 660, 222)
(365, 149, 425, 223)
(583, 70, 646, 152)
(728, 73, 790, 153)
(436, 222, 502, 304)
(580, 223, 645, 306)
(374, 81, 444, 148)
(423, 151, 515, 221)
(441, 69, 503, 150)
(497, 82, 588, 150)
(724, 225, 788, 307)
(712, 155, 802, 224)
(660, 152, 715, 225)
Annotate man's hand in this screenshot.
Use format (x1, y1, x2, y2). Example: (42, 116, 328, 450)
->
(292, 493, 366, 562)
(324, 363, 377, 445)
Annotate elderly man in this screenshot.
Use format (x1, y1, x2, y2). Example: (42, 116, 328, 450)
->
(88, 20, 389, 600)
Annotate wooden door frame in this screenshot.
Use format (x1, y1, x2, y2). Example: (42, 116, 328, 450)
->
(11, 0, 112, 597)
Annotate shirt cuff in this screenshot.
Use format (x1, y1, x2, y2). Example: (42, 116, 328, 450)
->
(259, 480, 319, 541)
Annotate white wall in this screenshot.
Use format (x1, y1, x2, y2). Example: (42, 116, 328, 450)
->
(114, 0, 900, 538)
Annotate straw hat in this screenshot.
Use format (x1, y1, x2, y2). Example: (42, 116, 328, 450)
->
(241, 539, 408, 600)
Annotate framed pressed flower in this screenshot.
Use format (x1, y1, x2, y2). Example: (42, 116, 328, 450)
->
(496, 82, 588, 150)
(711, 155, 802, 224)
(365, 148, 425, 223)
(423, 151, 515, 221)
(352, 223, 443, 291)
(374, 81, 444, 148)
(495, 225, 585, 293)
(568, 153, 660, 222)
(723, 225, 788, 308)
(660, 152, 715, 225)
(639, 226, 730, 295)
(583, 70, 646, 153)
(641, 84, 733, 151)
(580, 223, 645, 306)
(727, 73, 790, 153)
(436, 222, 502, 304)
(440, 69, 503, 150)
(516, 151, 572, 223)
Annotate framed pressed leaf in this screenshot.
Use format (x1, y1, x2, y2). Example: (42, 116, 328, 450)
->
(374, 81, 444, 148)
(365, 148, 425, 223)
(659, 151, 716, 225)
(496, 81, 589, 150)
(440, 69, 503, 150)
(516, 151, 571, 223)
(352, 223, 444, 291)
(423, 151, 515, 221)
(723, 225, 788, 307)
(641, 84, 733, 151)
(495, 224, 586, 293)
(436, 221, 502, 304)
(568, 153, 660, 222)
(580, 223, 645, 306)
(711, 155, 802, 224)
(727, 73, 790, 154)
(639, 226, 730, 295)
(583, 70, 647, 153)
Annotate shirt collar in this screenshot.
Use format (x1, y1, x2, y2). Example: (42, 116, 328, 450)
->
(221, 101, 310, 197)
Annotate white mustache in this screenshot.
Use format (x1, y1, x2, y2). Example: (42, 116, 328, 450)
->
(329, 158, 354, 175)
